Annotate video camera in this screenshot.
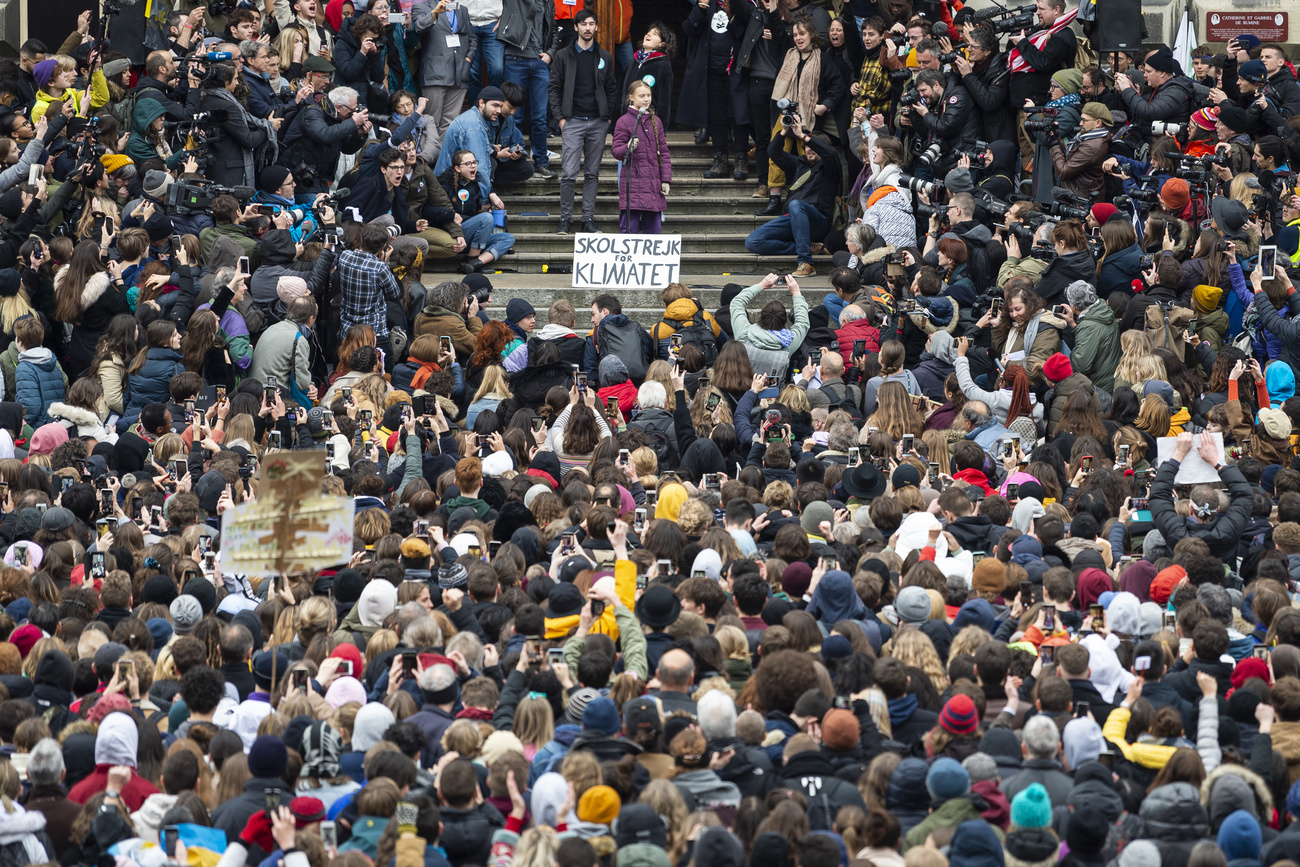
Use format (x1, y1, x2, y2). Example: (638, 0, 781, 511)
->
(167, 179, 255, 215)
(1049, 187, 1091, 221)
(777, 98, 799, 127)
(992, 10, 1036, 33)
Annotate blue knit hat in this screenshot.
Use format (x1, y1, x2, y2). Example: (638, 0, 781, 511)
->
(582, 697, 620, 736)
(926, 757, 971, 801)
(1011, 782, 1053, 828)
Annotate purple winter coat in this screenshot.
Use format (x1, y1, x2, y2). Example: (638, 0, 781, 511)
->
(611, 107, 672, 212)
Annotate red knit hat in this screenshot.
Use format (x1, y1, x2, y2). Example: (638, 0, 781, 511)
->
(1149, 565, 1186, 607)
(1042, 353, 1073, 383)
(8, 624, 41, 659)
(1232, 656, 1272, 690)
(1090, 203, 1118, 225)
(940, 694, 980, 736)
(1161, 178, 1191, 211)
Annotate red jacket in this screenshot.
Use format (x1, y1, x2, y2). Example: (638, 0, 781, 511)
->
(68, 765, 159, 812)
(597, 380, 640, 417)
(835, 319, 881, 370)
(952, 468, 995, 495)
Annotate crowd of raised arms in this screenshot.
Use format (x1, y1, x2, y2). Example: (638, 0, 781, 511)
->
(6, 2, 1300, 867)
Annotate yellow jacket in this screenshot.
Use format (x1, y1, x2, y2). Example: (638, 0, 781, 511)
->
(1102, 704, 1177, 769)
(31, 71, 110, 123)
(543, 558, 637, 641)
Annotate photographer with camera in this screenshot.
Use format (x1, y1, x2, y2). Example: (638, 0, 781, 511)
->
(756, 16, 845, 219)
(1048, 101, 1112, 201)
(1025, 68, 1080, 203)
(744, 110, 841, 278)
(1033, 219, 1095, 303)
(1114, 48, 1195, 136)
(993, 204, 1048, 287)
(333, 15, 392, 115)
(907, 68, 979, 179)
(130, 51, 192, 125)
(280, 82, 372, 201)
(953, 26, 1015, 146)
(197, 64, 276, 190)
(1006, 0, 1077, 169)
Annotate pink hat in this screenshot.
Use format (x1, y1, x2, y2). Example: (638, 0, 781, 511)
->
(28, 423, 68, 457)
(8, 625, 41, 659)
(276, 276, 309, 304)
(324, 676, 367, 708)
(1191, 106, 1220, 130)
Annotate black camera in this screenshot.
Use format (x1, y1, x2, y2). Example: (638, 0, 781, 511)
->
(889, 68, 914, 83)
(939, 51, 960, 63)
(1007, 222, 1038, 243)
(916, 203, 950, 219)
(993, 10, 1036, 33)
(1024, 110, 1059, 134)
(777, 98, 799, 127)
(166, 179, 255, 215)
(1028, 244, 1059, 261)
(900, 88, 924, 107)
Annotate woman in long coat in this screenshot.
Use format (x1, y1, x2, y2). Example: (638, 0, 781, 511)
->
(611, 81, 673, 234)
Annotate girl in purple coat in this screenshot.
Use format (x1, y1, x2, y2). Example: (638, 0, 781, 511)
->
(611, 81, 673, 234)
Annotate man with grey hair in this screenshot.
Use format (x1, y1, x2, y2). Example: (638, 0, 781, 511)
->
(1062, 280, 1121, 392)
(280, 81, 371, 199)
(629, 380, 677, 454)
(697, 690, 776, 798)
(804, 354, 861, 412)
(26, 737, 78, 852)
(408, 661, 460, 767)
(999, 714, 1073, 806)
(959, 398, 1014, 458)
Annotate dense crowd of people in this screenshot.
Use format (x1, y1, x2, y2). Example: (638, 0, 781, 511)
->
(0, 5, 1299, 867)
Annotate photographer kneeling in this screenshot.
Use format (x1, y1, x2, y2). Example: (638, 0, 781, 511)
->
(744, 113, 841, 279)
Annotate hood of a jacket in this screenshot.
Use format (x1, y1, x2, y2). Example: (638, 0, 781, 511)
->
(1140, 782, 1210, 840)
(1201, 763, 1272, 826)
(949, 819, 1005, 867)
(664, 298, 709, 323)
(534, 322, 578, 341)
(927, 330, 958, 364)
(260, 229, 299, 267)
(18, 347, 56, 369)
(886, 757, 930, 812)
(131, 97, 168, 135)
(1005, 827, 1059, 864)
(1079, 299, 1116, 328)
(33, 649, 74, 695)
(1267, 361, 1296, 406)
(953, 220, 993, 245)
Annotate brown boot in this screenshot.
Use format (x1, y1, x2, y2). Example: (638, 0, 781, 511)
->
(792, 262, 816, 277)
(752, 184, 769, 198)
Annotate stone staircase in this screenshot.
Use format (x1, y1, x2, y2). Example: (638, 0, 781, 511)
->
(423, 131, 837, 327)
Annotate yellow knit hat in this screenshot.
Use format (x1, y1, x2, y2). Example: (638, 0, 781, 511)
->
(1192, 284, 1223, 314)
(100, 153, 132, 175)
(577, 785, 621, 825)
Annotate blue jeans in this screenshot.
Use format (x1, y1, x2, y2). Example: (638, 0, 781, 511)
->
(462, 212, 515, 260)
(504, 55, 550, 168)
(614, 40, 633, 80)
(744, 199, 827, 264)
(468, 22, 505, 105)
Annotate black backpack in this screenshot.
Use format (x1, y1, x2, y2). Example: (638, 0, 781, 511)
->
(644, 430, 678, 469)
(655, 300, 718, 365)
(595, 318, 650, 382)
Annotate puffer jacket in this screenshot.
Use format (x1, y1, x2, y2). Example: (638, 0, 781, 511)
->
(1070, 300, 1122, 392)
(887, 758, 931, 838)
(611, 107, 671, 214)
(15, 348, 66, 427)
(124, 348, 184, 417)
(1137, 782, 1209, 867)
(248, 230, 305, 317)
(1034, 250, 1098, 303)
(1120, 75, 1197, 127)
(1098, 243, 1143, 297)
(332, 18, 387, 95)
(438, 803, 504, 867)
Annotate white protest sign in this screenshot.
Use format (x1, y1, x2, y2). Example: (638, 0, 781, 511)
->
(1155, 433, 1225, 484)
(572, 233, 681, 289)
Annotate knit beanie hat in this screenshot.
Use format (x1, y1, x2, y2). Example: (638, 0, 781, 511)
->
(1011, 783, 1053, 828)
(821, 708, 860, 751)
(1051, 68, 1082, 94)
(1066, 807, 1109, 855)
(1193, 284, 1224, 314)
(598, 355, 629, 387)
(577, 785, 620, 825)
(940, 694, 980, 736)
(926, 757, 971, 801)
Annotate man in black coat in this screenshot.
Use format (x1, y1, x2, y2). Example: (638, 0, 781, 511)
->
(778, 737, 867, 829)
(1150, 431, 1254, 562)
(1006, 0, 1076, 165)
(953, 29, 1014, 145)
(1055, 642, 1116, 727)
(940, 487, 1008, 553)
(910, 68, 980, 178)
(279, 58, 371, 197)
(132, 51, 191, 122)
(1162, 621, 1236, 702)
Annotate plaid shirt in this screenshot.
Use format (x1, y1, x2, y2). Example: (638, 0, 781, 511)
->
(338, 249, 401, 339)
(852, 54, 893, 116)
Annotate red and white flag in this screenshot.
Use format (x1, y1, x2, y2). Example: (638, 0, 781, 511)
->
(1008, 6, 1079, 74)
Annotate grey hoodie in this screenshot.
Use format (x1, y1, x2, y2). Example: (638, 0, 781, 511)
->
(672, 769, 742, 814)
